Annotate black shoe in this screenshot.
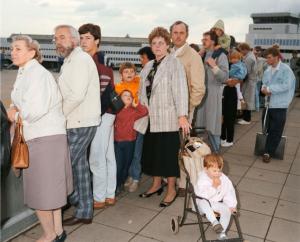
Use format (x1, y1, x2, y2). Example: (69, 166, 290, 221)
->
(139, 187, 164, 198)
(159, 194, 177, 207)
(262, 153, 271, 163)
(63, 217, 92, 226)
(54, 230, 67, 242)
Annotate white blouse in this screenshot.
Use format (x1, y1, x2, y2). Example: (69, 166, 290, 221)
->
(195, 171, 237, 208)
(11, 59, 66, 141)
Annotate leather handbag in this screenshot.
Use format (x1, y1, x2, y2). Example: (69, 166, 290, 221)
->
(110, 89, 125, 113)
(11, 117, 29, 169)
(254, 99, 286, 160)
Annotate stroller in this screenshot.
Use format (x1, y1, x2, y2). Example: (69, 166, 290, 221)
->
(170, 127, 243, 242)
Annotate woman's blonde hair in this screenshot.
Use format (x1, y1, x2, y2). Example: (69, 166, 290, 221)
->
(12, 35, 43, 63)
(229, 51, 242, 61)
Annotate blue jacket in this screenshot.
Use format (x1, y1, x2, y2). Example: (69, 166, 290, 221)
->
(262, 62, 295, 108)
(229, 61, 247, 80)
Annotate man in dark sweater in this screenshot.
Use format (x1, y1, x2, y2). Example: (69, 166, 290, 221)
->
(79, 24, 117, 209)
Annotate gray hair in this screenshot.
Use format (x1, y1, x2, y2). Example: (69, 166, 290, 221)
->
(54, 24, 80, 45)
(12, 35, 43, 63)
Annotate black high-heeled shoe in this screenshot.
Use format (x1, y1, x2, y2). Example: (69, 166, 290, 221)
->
(53, 230, 67, 242)
(139, 187, 164, 198)
(159, 193, 177, 207)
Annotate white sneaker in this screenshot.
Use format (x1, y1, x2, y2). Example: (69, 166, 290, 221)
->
(124, 177, 133, 187)
(219, 232, 228, 240)
(128, 180, 139, 192)
(221, 141, 233, 147)
(238, 120, 251, 125)
(221, 139, 226, 145)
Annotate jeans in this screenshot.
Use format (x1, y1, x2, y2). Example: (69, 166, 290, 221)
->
(89, 113, 116, 202)
(262, 108, 287, 156)
(128, 132, 144, 181)
(114, 141, 135, 188)
(212, 135, 221, 152)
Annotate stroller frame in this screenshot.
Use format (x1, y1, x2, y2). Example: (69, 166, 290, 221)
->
(171, 128, 244, 242)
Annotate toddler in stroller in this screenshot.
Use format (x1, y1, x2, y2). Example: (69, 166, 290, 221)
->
(195, 154, 237, 240)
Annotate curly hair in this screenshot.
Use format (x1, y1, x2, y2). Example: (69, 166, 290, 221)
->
(148, 27, 171, 46)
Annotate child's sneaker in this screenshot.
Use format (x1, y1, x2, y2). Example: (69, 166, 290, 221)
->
(218, 232, 228, 240)
(212, 220, 223, 233)
(124, 177, 133, 188)
(128, 180, 139, 192)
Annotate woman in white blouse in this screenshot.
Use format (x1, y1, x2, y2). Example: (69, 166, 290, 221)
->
(7, 35, 73, 242)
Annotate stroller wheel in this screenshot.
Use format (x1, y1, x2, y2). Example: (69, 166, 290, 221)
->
(170, 216, 180, 234)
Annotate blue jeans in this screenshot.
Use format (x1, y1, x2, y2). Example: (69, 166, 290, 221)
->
(114, 141, 135, 188)
(128, 132, 144, 181)
(212, 135, 220, 152)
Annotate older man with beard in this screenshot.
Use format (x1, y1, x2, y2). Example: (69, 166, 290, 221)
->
(54, 25, 101, 225)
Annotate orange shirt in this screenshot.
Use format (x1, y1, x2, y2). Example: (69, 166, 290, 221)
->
(115, 76, 140, 102)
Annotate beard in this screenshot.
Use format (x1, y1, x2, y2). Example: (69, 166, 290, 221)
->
(56, 43, 75, 58)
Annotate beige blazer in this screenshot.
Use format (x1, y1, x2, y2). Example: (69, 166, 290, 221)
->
(134, 54, 188, 134)
(175, 44, 206, 110)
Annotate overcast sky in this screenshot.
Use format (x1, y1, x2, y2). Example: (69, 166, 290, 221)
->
(1, 0, 300, 43)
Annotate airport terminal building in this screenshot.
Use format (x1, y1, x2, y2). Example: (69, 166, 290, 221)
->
(246, 12, 300, 62)
(0, 34, 148, 69)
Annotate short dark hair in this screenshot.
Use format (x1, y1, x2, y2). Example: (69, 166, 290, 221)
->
(265, 47, 280, 57)
(78, 23, 101, 47)
(137, 46, 155, 60)
(189, 43, 200, 52)
(203, 31, 218, 46)
(119, 62, 136, 74)
(169, 20, 189, 35)
(238, 43, 251, 51)
(254, 46, 263, 52)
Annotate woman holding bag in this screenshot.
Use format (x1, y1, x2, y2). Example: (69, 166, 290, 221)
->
(7, 35, 73, 242)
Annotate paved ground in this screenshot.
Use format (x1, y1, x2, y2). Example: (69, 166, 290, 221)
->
(4, 69, 300, 242)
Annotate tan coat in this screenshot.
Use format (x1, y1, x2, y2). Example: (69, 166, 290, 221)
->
(134, 54, 188, 134)
(175, 44, 206, 110)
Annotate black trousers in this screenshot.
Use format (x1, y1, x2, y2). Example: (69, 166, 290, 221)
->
(262, 108, 287, 156)
(242, 110, 251, 122)
(221, 86, 237, 143)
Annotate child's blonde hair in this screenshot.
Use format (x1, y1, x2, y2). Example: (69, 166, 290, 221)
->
(203, 154, 224, 170)
(119, 62, 136, 74)
(229, 51, 242, 62)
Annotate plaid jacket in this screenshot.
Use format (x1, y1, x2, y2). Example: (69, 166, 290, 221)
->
(134, 54, 188, 133)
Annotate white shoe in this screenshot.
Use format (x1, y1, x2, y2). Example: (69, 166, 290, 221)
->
(219, 232, 228, 240)
(128, 180, 139, 192)
(124, 177, 133, 187)
(221, 139, 226, 145)
(221, 141, 233, 147)
(238, 120, 251, 125)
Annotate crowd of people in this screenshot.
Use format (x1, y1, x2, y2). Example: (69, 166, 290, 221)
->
(3, 19, 297, 242)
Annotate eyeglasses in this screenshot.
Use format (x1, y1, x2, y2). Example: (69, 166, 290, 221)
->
(151, 41, 167, 47)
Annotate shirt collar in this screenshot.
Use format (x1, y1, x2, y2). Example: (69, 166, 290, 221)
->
(64, 46, 81, 63)
(173, 43, 188, 57)
(18, 59, 38, 73)
(273, 60, 281, 71)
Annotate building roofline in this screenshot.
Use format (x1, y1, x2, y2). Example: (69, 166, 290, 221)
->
(251, 12, 300, 19)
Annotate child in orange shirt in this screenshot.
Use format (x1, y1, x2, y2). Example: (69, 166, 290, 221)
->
(115, 62, 140, 103)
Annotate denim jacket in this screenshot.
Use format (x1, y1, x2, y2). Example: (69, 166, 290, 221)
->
(262, 61, 295, 108)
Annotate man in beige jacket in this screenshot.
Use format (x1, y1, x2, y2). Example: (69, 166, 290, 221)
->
(170, 20, 206, 197)
(54, 25, 101, 225)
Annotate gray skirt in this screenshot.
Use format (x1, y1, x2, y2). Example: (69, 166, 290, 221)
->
(23, 134, 73, 210)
